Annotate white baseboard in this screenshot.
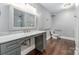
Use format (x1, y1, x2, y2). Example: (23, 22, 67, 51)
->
(74, 47, 79, 55)
(47, 35, 74, 41)
(60, 36, 74, 41)
(46, 36, 50, 40)
(52, 35, 74, 41)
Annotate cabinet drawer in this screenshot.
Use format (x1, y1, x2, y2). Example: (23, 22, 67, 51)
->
(3, 47, 21, 55)
(0, 39, 21, 54)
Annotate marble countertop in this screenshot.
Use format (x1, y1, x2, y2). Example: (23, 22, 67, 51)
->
(0, 31, 46, 44)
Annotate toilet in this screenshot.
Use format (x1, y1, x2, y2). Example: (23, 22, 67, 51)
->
(49, 30, 62, 40)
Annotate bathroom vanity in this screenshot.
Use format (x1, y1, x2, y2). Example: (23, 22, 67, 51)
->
(0, 31, 46, 55)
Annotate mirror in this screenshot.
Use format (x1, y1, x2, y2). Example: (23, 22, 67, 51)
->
(9, 5, 36, 30)
(14, 8, 25, 27)
(24, 12, 35, 27)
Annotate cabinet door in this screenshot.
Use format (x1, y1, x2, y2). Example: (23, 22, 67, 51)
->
(35, 34, 43, 51)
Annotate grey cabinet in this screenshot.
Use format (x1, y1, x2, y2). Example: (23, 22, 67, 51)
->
(35, 34, 43, 51)
(0, 39, 22, 55)
(3, 47, 21, 55)
(35, 32, 46, 52)
(21, 37, 35, 55)
(0, 32, 46, 55)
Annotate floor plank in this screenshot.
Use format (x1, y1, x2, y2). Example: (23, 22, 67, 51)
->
(28, 38, 75, 55)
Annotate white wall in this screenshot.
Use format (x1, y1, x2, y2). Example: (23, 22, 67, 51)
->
(0, 3, 76, 40)
(0, 4, 9, 32)
(0, 3, 52, 39)
(75, 5, 79, 55)
(51, 7, 75, 39)
(30, 3, 52, 30)
(30, 3, 52, 39)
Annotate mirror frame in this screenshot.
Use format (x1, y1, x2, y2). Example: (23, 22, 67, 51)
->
(9, 5, 37, 30)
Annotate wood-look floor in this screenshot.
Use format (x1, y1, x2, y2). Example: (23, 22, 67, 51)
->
(28, 38, 75, 55)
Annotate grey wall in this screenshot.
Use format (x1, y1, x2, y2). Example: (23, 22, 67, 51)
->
(51, 7, 75, 38)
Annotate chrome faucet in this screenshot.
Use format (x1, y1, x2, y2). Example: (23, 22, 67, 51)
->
(23, 29, 27, 33)
(23, 29, 30, 33)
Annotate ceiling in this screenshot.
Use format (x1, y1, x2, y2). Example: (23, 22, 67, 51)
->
(40, 3, 75, 14)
